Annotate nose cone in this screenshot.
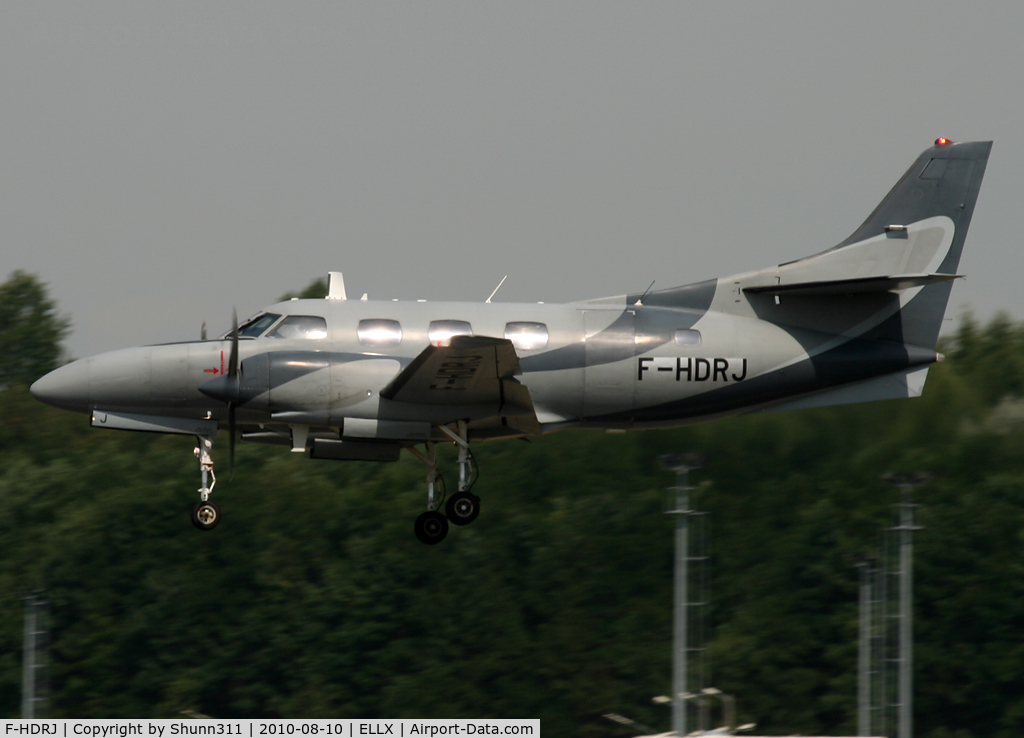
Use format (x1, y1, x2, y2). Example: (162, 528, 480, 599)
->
(30, 359, 92, 412)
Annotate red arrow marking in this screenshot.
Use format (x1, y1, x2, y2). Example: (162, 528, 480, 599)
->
(203, 350, 226, 375)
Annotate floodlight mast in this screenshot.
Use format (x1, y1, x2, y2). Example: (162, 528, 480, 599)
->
(883, 472, 928, 738)
(857, 562, 871, 736)
(21, 591, 48, 719)
(661, 453, 703, 736)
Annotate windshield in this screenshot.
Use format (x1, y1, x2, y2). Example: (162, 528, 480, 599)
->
(225, 313, 281, 338)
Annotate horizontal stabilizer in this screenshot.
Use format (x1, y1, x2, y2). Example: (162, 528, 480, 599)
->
(743, 273, 962, 297)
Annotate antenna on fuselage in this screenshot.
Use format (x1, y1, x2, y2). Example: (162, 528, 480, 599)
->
(485, 275, 508, 304)
(327, 272, 347, 300)
(635, 280, 656, 306)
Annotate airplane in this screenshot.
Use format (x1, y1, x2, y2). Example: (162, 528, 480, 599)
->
(30, 138, 991, 544)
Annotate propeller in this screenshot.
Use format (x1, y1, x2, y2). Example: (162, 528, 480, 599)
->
(227, 308, 238, 478)
(198, 308, 240, 478)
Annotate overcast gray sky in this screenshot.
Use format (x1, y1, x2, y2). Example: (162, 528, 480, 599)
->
(2, 2, 1021, 358)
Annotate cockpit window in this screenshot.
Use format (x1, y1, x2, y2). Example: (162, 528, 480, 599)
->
(267, 315, 328, 340)
(236, 313, 281, 338)
(428, 320, 473, 343)
(358, 319, 403, 347)
(505, 321, 549, 350)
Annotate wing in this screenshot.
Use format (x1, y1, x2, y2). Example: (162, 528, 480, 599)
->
(380, 335, 540, 433)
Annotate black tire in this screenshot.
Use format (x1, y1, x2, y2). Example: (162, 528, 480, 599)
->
(445, 492, 480, 526)
(414, 510, 449, 544)
(192, 501, 221, 530)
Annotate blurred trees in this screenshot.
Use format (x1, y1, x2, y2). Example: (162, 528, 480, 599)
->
(279, 278, 329, 302)
(0, 271, 69, 388)
(0, 312, 1022, 737)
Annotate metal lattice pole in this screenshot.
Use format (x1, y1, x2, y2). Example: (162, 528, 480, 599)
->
(21, 591, 48, 719)
(662, 453, 704, 737)
(883, 473, 927, 738)
(670, 466, 691, 737)
(858, 562, 871, 736)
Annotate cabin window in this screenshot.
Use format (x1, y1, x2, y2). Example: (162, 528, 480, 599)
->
(267, 315, 328, 340)
(236, 313, 281, 338)
(505, 321, 549, 350)
(674, 329, 701, 346)
(358, 319, 403, 347)
(428, 320, 473, 344)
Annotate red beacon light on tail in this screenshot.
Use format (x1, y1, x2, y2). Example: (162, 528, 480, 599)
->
(935, 137, 951, 145)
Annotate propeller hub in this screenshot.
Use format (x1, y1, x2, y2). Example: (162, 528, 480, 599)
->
(198, 374, 240, 404)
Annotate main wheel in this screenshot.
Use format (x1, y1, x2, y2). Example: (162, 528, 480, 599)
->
(414, 510, 449, 544)
(192, 501, 221, 530)
(445, 492, 480, 526)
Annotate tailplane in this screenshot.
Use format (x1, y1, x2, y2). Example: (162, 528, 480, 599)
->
(629, 140, 991, 349)
(742, 139, 992, 348)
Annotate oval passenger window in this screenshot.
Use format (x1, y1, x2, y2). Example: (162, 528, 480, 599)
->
(505, 322, 549, 350)
(428, 320, 473, 343)
(674, 329, 701, 346)
(358, 319, 403, 347)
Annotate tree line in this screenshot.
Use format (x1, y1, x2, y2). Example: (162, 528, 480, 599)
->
(1, 271, 1023, 736)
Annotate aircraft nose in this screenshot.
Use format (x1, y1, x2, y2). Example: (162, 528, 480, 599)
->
(30, 359, 92, 412)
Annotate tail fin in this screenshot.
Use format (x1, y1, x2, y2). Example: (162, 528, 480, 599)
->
(833, 138, 991, 274)
(748, 139, 992, 348)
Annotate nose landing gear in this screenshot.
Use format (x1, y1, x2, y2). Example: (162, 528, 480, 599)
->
(192, 500, 221, 530)
(192, 435, 221, 530)
(409, 422, 480, 544)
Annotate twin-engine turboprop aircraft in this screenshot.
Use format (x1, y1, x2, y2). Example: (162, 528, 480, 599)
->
(32, 139, 991, 543)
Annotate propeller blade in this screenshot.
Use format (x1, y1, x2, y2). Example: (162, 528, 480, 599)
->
(228, 401, 236, 480)
(228, 307, 239, 378)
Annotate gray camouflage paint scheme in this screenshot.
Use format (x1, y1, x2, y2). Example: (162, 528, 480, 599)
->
(31, 140, 992, 455)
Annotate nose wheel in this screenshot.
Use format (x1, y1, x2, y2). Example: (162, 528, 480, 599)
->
(192, 501, 221, 530)
(191, 434, 221, 531)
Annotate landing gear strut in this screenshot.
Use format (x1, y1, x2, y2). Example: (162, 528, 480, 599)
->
(409, 442, 448, 544)
(407, 440, 448, 544)
(408, 422, 480, 544)
(440, 422, 480, 526)
(192, 435, 221, 530)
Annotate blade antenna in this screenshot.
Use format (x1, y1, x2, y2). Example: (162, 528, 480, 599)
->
(635, 280, 656, 306)
(485, 275, 508, 304)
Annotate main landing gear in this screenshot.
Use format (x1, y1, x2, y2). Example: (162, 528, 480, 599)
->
(191, 435, 221, 530)
(408, 422, 480, 545)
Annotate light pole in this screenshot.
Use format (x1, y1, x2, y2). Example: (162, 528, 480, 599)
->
(857, 561, 871, 737)
(883, 472, 928, 738)
(661, 453, 703, 737)
(21, 590, 48, 719)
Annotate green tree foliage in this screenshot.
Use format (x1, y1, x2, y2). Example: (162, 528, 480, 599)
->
(278, 278, 329, 302)
(0, 314, 1023, 736)
(0, 271, 70, 388)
